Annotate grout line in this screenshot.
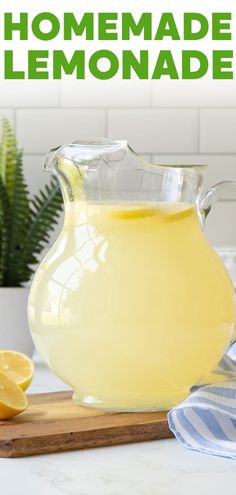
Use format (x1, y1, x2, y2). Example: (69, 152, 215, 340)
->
(4, 106, 236, 111)
(15, 106, 105, 111)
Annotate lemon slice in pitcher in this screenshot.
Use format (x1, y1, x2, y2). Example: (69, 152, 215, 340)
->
(0, 351, 34, 391)
(106, 203, 193, 221)
(0, 371, 27, 419)
(107, 204, 157, 220)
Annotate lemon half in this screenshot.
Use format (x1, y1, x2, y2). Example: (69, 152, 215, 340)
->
(0, 371, 27, 419)
(0, 350, 34, 391)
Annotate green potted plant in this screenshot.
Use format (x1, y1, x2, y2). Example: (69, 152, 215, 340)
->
(0, 119, 63, 356)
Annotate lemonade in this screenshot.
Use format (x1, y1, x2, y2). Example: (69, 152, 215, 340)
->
(28, 202, 235, 410)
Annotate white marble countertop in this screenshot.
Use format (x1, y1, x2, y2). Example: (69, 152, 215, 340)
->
(1, 357, 236, 495)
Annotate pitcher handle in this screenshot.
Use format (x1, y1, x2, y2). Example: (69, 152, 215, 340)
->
(200, 180, 236, 347)
(199, 180, 236, 225)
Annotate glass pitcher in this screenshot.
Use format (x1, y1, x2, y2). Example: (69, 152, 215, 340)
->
(28, 140, 236, 411)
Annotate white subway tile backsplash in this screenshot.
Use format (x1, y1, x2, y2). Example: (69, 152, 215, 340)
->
(23, 155, 49, 196)
(107, 109, 198, 153)
(0, 81, 60, 108)
(61, 79, 152, 108)
(205, 201, 236, 247)
(200, 110, 236, 153)
(16, 109, 106, 153)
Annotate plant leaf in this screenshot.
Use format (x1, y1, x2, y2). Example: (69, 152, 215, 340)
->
(15, 178, 63, 281)
(3, 152, 31, 286)
(0, 119, 63, 286)
(0, 119, 18, 203)
(0, 175, 11, 286)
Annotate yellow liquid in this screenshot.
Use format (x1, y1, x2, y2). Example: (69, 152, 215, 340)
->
(28, 202, 235, 410)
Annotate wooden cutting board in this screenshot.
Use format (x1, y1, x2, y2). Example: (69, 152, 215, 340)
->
(0, 391, 173, 458)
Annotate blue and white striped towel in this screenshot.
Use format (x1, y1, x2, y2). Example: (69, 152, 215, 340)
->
(168, 343, 236, 459)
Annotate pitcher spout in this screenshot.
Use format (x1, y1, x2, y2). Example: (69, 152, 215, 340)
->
(43, 144, 88, 202)
(43, 140, 129, 203)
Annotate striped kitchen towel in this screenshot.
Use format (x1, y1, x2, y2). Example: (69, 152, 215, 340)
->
(168, 344, 236, 459)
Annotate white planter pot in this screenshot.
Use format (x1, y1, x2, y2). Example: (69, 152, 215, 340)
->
(0, 288, 34, 357)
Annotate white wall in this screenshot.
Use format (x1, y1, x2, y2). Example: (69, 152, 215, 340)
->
(1, 78, 236, 247)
